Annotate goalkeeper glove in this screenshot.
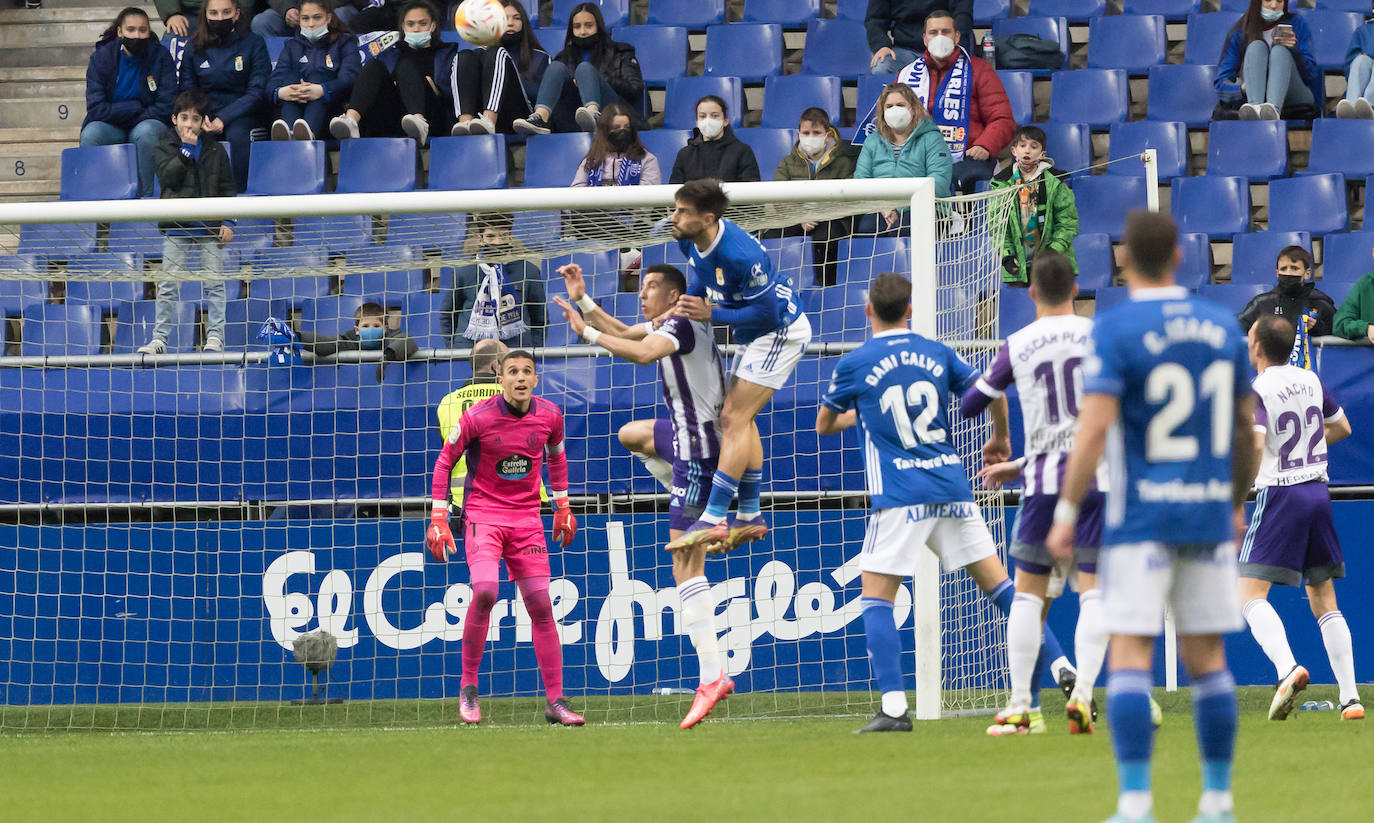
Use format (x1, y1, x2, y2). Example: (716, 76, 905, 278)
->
(426, 503, 460, 562)
(552, 497, 577, 548)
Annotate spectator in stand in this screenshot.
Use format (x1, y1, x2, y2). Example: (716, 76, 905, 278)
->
(252, 0, 359, 36)
(296, 301, 418, 380)
(1215, 0, 1319, 121)
(989, 126, 1078, 287)
(890, 10, 1013, 194)
(138, 91, 234, 356)
(771, 107, 858, 287)
(512, 2, 644, 136)
(1337, 14, 1374, 118)
(449, 0, 549, 136)
(1334, 266, 1374, 341)
(1238, 246, 1336, 339)
(80, 7, 177, 198)
(867, 0, 972, 74)
(668, 95, 760, 184)
(570, 102, 660, 187)
(155, 0, 203, 38)
(855, 83, 951, 235)
(267, 0, 360, 141)
(177, 0, 270, 192)
(441, 212, 546, 349)
(328, 0, 455, 145)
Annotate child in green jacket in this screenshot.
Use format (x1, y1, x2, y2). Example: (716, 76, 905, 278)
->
(989, 126, 1078, 287)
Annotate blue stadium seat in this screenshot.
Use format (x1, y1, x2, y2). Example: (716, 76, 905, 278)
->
(1087, 15, 1167, 72)
(1219, 0, 1249, 10)
(762, 75, 842, 129)
(857, 74, 891, 123)
(264, 35, 288, 66)
(295, 214, 370, 255)
(704, 24, 782, 82)
(975, 0, 1013, 24)
(114, 299, 196, 353)
(1073, 176, 1148, 239)
(251, 275, 330, 307)
(735, 128, 795, 180)
(21, 303, 102, 356)
(1206, 121, 1287, 180)
(1176, 232, 1214, 289)
(1315, 0, 1371, 10)
(1196, 283, 1266, 314)
(534, 26, 566, 53)
(1123, 0, 1199, 19)
(610, 26, 687, 85)
(400, 291, 443, 350)
(253, 243, 327, 273)
(664, 77, 743, 129)
(997, 70, 1033, 126)
(999, 290, 1037, 333)
(59, 144, 138, 200)
(428, 135, 507, 190)
(834, 0, 866, 20)
(993, 17, 1070, 75)
(523, 133, 593, 187)
(743, 0, 820, 25)
(761, 236, 815, 289)
(542, 251, 620, 299)
(640, 242, 689, 269)
(552, 0, 628, 27)
(18, 223, 96, 261)
(223, 297, 279, 350)
(1108, 121, 1189, 179)
(809, 287, 868, 342)
(1269, 173, 1348, 235)
(107, 222, 166, 260)
(1304, 119, 1374, 179)
(340, 269, 425, 300)
(1050, 69, 1129, 129)
(1184, 12, 1239, 65)
(0, 278, 47, 316)
(1320, 230, 1374, 286)
(1231, 231, 1311, 285)
(1028, 0, 1106, 22)
(387, 213, 465, 256)
(336, 138, 417, 194)
(65, 253, 144, 312)
(1039, 121, 1092, 175)
(648, 0, 724, 27)
(639, 129, 691, 168)
(1298, 10, 1362, 71)
(343, 242, 418, 272)
(179, 279, 244, 305)
(1171, 175, 1251, 239)
(800, 19, 871, 79)
(1146, 64, 1219, 127)
(1074, 233, 1113, 294)
(1094, 286, 1131, 313)
(836, 238, 910, 286)
(300, 295, 368, 336)
(247, 141, 325, 195)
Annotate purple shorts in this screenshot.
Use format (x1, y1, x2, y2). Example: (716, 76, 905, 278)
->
(1240, 481, 1344, 587)
(654, 418, 718, 531)
(1011, 492, 1104, 574)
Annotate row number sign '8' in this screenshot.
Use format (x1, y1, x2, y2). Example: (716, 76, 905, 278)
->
(7, 105, 72, 178)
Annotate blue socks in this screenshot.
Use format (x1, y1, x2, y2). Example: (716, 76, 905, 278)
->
(986, 579, 1014, 614)
(862, 597, 903, 697)
(985, 578, 1067, 697)
(1192, 670, 1238, 795)
(737, 469, 762, 519)
(702, 470, 739, 523)
(1029, 645, 1046, 709)
(1107, 669, 1156, 797)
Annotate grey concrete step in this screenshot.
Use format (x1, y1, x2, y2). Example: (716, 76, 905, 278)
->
(0, 98, 86, 128)
(0, 80, 84, 99)
(0, 179, 60, 199)
(0, 7, 119, 23)
(0, 45, 96, 69)
(0, 127, 81, 144)
(0, 20, 110, 49)
(0, 66, 86, 83)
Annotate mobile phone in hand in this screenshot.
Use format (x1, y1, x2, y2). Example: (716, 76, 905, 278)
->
(1276, 23, 1293, 38)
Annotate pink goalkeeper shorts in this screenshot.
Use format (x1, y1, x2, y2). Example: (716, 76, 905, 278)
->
(464, 517, 550, 581)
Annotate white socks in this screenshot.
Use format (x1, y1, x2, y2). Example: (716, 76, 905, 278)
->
(882, 690, 909, 717)
(1072, 589, 1108, 705)
(677, 576, 722, 684)
(1008, 592, 1044, 708)
(1243, 598, 1296, 680)
(1318, 610, 1361, 705)
(635, 452, 674, 490)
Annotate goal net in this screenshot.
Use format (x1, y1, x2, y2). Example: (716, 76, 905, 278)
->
(0, 179, 1016, 731)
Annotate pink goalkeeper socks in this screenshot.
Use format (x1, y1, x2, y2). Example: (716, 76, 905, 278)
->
(518, 576, 563, 703)
(461, 581, 500, 689)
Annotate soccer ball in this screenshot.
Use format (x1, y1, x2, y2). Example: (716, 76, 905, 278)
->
(454, 0, 506, 47)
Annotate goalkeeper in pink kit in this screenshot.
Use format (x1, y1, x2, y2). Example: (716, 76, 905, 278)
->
(426, 350, 584, 726)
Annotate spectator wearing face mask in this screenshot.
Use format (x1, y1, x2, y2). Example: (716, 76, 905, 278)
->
(441, 213, 547, 349)
(570, 102, 659, 187)
(449, 0, 549, 136)
(1215, 0, 1320, 121)
(668, 95, 760, 184)
(1337, 11, 1374, 118)
(266, 0, 360, 141)
(1238, 246, 1336, 338)
(867, 0, 973, 75)
(293, 301, 418, 382)
(251, 0, 359, 37)
(771, 107, 858, 287)
(81, 7, 177, 198)
(855, 82, 952, 234)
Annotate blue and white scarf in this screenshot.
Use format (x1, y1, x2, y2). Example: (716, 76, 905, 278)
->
(464, 262, 528, 341)
(584, 157, 643, 187)
(855, 49, 974, 159)
(357, 30, 400, 64)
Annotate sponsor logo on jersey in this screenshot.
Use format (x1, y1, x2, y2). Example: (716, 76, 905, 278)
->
(497, 454, 532, 479)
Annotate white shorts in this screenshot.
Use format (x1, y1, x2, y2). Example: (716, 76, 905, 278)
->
(732, 313, 812, 390)
(1099, 542, 1244, 637)
(859, 504, 999, 577)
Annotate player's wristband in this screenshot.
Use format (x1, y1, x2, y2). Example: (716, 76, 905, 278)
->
(582, 328, 602, 345)
(430, 501, 448, 521)
(575, 295, 597, 313)
(1052, 499, 1080, 526)
(641, 321, 654, 336)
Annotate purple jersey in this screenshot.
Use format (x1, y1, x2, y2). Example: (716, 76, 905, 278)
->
(652, 316, 725, 461)
(1252, 363, 1344, 488)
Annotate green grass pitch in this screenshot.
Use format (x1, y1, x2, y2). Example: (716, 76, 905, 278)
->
(1, 687, 1364, 822)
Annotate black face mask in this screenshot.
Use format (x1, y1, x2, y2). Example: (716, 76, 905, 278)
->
(608, 129, 633, 152)
(1276, 275, 1310, 296)
(500, 31, 523, 49)
(206, 18, 236, 40)
(121, 36, 150, 56)
(572, 33, 597, 50)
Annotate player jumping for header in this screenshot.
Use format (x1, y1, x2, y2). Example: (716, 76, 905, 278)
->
(553, 261, 735, 729)
(1048, 211, 1259, 823)
(426, 350, 584, 727)
(1238, 314, 1363, 722)
(664, 179, 813, 555)
(816, 273, 1058, 733)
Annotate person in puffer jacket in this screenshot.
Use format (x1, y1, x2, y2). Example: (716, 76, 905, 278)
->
(989, 125, 1078, 287)
(266, 0, 360, 141)
(855, 82, 952, 236)
(668, 95, 760, 185)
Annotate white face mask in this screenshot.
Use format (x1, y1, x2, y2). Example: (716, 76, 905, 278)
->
(883, 105, 913, 131)
(1261, 7, 1283, 21)
(927, 34, 956, 60)
(697, 116, 724, 140)
(798, 135, 826, 156)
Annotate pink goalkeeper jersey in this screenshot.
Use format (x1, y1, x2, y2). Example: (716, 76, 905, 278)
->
(430, 394, 569, 522)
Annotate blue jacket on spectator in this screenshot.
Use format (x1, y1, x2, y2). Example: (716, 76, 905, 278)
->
(178, 29, 271, 124)
(1345, 21, 1374, 72)
(267, 30, 362, 105)
(82, 35, 178, 131)
(1214, 15, 1322, 106)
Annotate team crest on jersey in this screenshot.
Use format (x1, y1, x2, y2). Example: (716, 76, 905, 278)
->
(715, 267, 724, 286)
(235, 56, 243, 71)
(497, 454, 532, 480)
(146, 76, 157, 91)
(325, 54, 334, 68)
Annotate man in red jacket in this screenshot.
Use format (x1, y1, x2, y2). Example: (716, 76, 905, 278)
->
(894, 10, 1015, 195)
